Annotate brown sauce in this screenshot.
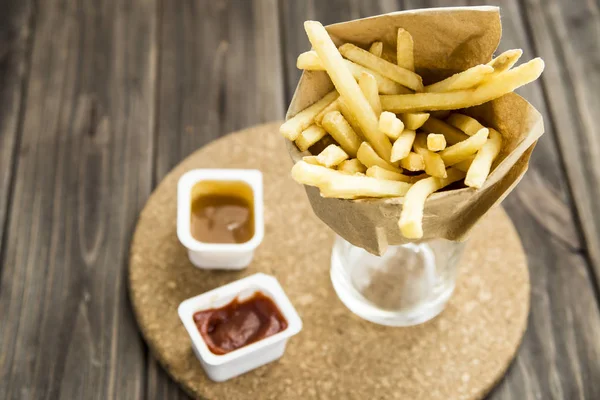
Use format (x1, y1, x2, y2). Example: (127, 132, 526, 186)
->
(193, 292, 288, 355)
(190, 180, 254, 244)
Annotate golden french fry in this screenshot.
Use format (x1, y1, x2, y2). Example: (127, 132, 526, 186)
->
(369, 41, 383, 57)
(345, 62, 411, 95)
(391, 129, 416, 162)
(424, 65, 493, 93)
(336, 97, 363, 138)
(487, 49, 523, 75)
(296, 51, 411, 95)
(446, 113, 486, 136)
(396, 28, 414, 71)
(426, 133, 446, 152)
(321, 111, 362, 157)
(292, 160, 336, 186)
(440, 128, 489, 166)
(400, 152, 425, 171)
(302, 156, 322, 165)
(420, 117, 469, 145)
(359, 72, 382, 116)
(398, 168, 466, 238)
(465, 128, 503, 188)
(320, 175, 412, 199)
(338, 158, 366, 174)
(290, 161, 411, 199)
(413, 133, 446, 178)
(296, 50, 322, 69)
(339, 43, 423, 91)
(295, 125, 328, 152)
(314, 99, 340, 127)
(357, 142, 401, 173)
(399, 113, 429, 130)
(366, 165, 413, 183)
(316, 144, 349, 167)
(378, 111, 404, 140)
(380, 58, 545, 112)
(280, 90, 339, 140)
(305, 21, 393, 160)
(453, 155, 475, 172)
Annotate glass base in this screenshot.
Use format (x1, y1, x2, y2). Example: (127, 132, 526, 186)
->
(330, 235, 464, 327)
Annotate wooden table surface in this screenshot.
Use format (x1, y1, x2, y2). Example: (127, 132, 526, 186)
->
(1, 0, 599, 399)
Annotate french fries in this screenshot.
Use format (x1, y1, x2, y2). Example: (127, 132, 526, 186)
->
(399, 113, 429, 130)
(398, 168, 466, 238)
(427, 134, 446, 151)
(359, 72, 382, 116)
(291, 161, 411, 199)
(421, 117, 469, 145)
(280, 90, 338, 140)
(366, 165, 412, 183)
(439, 128, 489, 166)
(357, 142, 402, 173)
(337, 97, 364, 137)
(369, 41, 383, 57)
(314, 99, 340, 127)
(339, 43, 423, 91)
(338, 158, 366, 174)
(282, 19, 544, 239)
(321, 111, 362, 157)
(424, 65, 494, 93)
(487, 49, 523, 75)
(446, 113, 485, 136)
(391, 129, 416, 162)
(378, 111, 404, 140)
(302, 156, 322, 165)
(295, 125, 328, 151)
(305, 21, 393, 160)
(380, 58, 545, 112)
(413, 133, 447, 178)
(296, 50, 323, 70)
(296, 51, 411, 95)
(316, 144, 349, 167)
(453, 156, 475, 172)
(400, 152, 425, 172)
(396, 28, 415, 71)
(465, 128, 502, 188)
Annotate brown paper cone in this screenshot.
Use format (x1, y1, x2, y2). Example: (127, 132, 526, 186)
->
(285, 6, 544, 255)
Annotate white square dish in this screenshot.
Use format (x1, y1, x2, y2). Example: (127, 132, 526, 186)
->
(177, 169, 264, 269)
(177, 273, 303, 382)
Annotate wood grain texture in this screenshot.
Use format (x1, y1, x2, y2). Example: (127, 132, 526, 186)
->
(0, 0, 34, 274)
(282, 0, 600, 399)
(519, 0, 600, 285)
(0, 0, 158, 398)
(154, 0, 285, 181)
(148, 0, 286, 397)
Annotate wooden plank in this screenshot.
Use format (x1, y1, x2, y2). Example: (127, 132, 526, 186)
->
(0, 0, 34, 270)
(281, 0, 600, 399)
(154, 0, 285, 180)
(148, 0, 286, 397)
(0, 0, 158, 398)
(519, 0, 600, 286)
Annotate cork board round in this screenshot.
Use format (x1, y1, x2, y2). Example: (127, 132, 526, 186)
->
(129, 122, 530, 400)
